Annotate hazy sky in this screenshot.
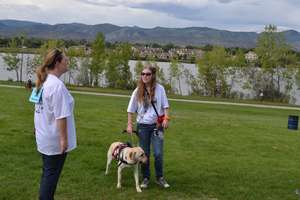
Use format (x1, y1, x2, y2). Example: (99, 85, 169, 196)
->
(0, 0, 299, 32)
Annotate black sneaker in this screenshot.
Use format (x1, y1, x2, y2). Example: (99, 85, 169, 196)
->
(156, 177, 170, 188)
(140, 178, 150, 188)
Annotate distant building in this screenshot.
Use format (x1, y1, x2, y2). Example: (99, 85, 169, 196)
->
(132, 45, 203, 62)
(245, 51, 258, 62)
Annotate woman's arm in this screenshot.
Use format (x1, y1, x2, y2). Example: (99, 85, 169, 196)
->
(127, 112, 134, 134)
(162, 108, 169, 129)
(57, 118, 68, 154)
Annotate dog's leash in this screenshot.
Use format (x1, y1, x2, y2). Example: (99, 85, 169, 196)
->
(122, 130, 138, 147)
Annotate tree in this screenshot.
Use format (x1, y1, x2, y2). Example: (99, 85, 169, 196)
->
(18, 34, 26, 82)
(228, 49, 247, 96)
(40, 39, 65, 55)
(255, 24, 298, 101)
(197, 46, 230, 97)
(157, 64, 171, 93)
(77, 56, 90, 86)
(183, 68, 201, 95)
(3, 39, 21, 81)
(27, 54, 42, 79)
(25, 39, 65, 82)
(134, 60, 144, 81)
(117, 43, 133, 89)
(162, 43, 175, 52)
(230, 49, 247, 68)
(66, 46, 85, 84)
(151, 43, 162, 48)
(90, 33, 106, 86)
(201, 44, 213, 51)
(106, 43, 133, 89)
(169, 58, 183, 95)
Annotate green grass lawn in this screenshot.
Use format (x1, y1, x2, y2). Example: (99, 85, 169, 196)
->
(1, 87, 300, 200)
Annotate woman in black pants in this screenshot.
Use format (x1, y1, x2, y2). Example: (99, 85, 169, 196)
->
(32, 49, 77, 200)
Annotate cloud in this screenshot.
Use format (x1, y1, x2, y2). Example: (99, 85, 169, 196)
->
(0, 3, 43, 20)
(217, 0, 234, 3)
(128, 2, 202, 21)
(0, 0, 299, 32)
(74, 0, 116, 7)
(113, 0, 300, 31)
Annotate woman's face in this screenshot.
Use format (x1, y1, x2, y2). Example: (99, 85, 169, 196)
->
(141, 68, 152, 84)
(57, 54, 69, 74)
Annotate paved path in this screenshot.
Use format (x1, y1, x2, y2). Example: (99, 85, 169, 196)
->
(1, 84, 300, 111)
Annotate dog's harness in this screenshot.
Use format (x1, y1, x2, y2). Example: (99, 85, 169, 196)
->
(112, 143, 136, 167)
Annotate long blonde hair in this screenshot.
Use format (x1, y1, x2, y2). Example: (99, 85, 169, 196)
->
(137, 65, 157, 103)
(36, 49, 63, 91)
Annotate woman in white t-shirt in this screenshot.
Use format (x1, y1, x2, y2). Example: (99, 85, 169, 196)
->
(127, 64, 170, 189)
(34, 49, 77, 200)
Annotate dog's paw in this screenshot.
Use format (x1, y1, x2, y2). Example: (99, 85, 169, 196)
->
(117, 184, 121, 189)
(136, 187, 142, 193)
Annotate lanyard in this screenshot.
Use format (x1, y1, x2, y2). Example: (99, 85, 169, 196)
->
(144, 88, 159, 118)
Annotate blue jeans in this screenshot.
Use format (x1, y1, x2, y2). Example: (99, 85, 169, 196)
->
(39, 153, 67, 200)
(137, 123, 164, 179)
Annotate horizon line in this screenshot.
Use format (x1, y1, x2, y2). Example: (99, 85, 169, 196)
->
(1, 18, 299, 34)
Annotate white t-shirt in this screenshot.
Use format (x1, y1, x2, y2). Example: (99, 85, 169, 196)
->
(34, 74, 77, 155)
(127, 83, 169, 124)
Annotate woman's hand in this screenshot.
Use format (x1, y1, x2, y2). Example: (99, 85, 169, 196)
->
(162, 115, 170, 129)
(60, 138, 68, 154)
(127, 123, 133, 134)
(162, 119, 169, 129)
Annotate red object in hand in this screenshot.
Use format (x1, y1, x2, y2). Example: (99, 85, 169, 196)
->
(157, 115, 165, 124)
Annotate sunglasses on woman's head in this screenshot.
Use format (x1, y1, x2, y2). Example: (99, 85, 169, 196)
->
(141, 72, 152, 76)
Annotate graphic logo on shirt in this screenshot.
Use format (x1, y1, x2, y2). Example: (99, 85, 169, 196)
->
(35, 103, 44, 113)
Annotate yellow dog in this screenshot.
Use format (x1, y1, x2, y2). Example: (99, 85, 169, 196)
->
(105, 142, 147, 192)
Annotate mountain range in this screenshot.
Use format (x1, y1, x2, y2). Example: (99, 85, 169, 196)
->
(0, 19, 300, 50)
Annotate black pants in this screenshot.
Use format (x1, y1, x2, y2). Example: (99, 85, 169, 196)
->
(39, 153, 67, 200)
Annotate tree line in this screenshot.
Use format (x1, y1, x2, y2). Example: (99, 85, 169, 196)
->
(2, 25, 300, 102)
(2, 33, 134, 89)
(1, 32, 189, 93)
(187, 25, 300, 102)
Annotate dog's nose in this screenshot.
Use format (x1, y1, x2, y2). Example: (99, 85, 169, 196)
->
(140, 158, 147, 164)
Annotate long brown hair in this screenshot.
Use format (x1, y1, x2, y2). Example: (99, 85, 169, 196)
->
(36, 49, 63, 91)
(137, 64, 157, 103)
